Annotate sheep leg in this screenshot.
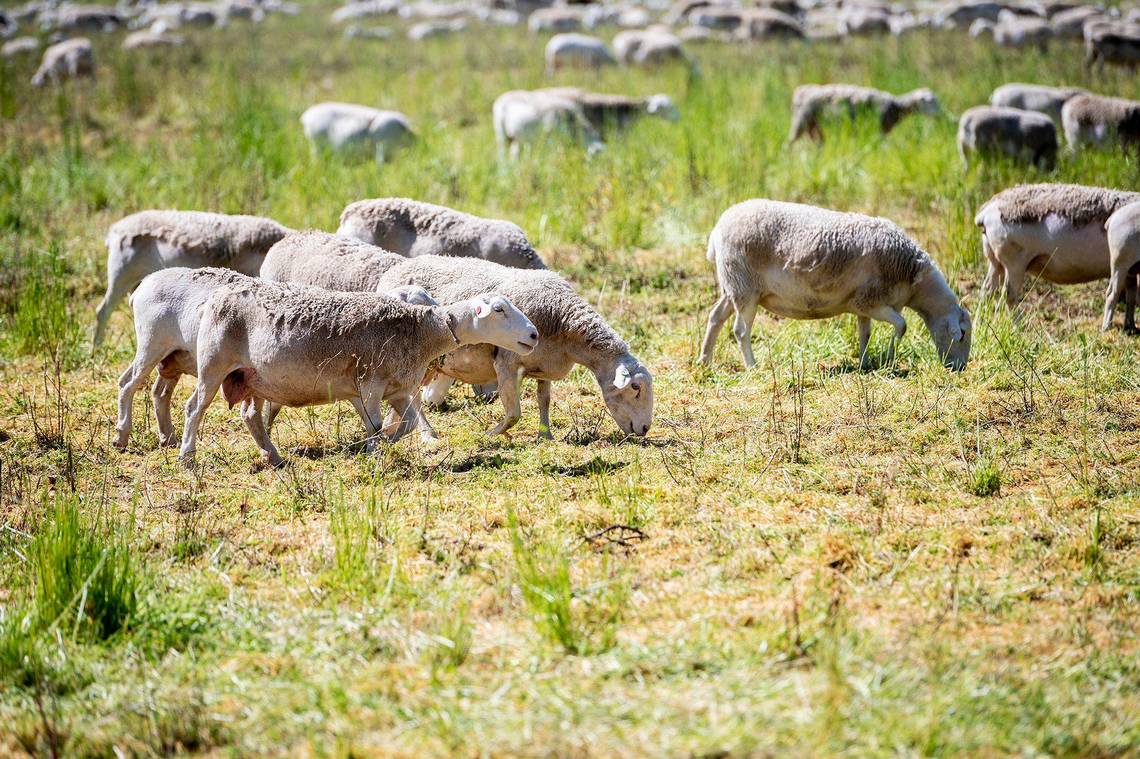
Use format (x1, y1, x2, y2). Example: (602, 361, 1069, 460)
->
(94, 276, 133, 348)
(536, 380, 554, 440)
(178, 374, 225, 468)
(862, 306, 906, 365)
(350, 393, 386, 452)
(731, 297, 759, 369)
(1102, 268, 1131, 331)
(384, 395, 420, 444)
(698, 294, 733, 365)
(1125, 276, 1138, 333)
(857, 316, 873, 370)
(240, 397, 283, 468)
(488, 360, 523, 437)
(1002, 263, 1027, 309)
(115, 355, 161, 450)
(152, 375, 179, 447)
(263, 401, 284, 432)
(981, 234, 1005, 296)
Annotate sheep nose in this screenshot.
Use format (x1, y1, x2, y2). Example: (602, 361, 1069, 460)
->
(640, 424, 649, 435)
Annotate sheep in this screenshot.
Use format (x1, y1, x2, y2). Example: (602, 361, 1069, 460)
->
(114, 267, 255, 450)
(734, 8, 805, 39)
(837, 6, 892, 35)
(179, 281, 539, 467)
(122, 29, 186, 48)
(975, 183, 1140, 312)
(1085, 28, 1140, 69)
(259, 229, 407, 292)
(956, 105, 1058, 169)
(1061, 94, 1140, 151)
(544, 33, 616, 73)
(1103, 201, 1140, 331)
(300, 102, 415, 162)
(331, 0, 398, 23)
(31, 37, 93, 86)
(699, 199, 972, 371)
(96, 210, 290, 346)
(612, 28, 688, 65)
(371, 256, 655, 439)
(988, 83, 1087, 124)
(47, 4, 124, 32)
(344, 24, 392, 39)
(2, 37, 39, 57)
(788, 84, 940, 141)
(539, 87, 680, 134)
(993, 12, 1052, 47)
(407, 19, 465, 39)
(1050, 5, 1105, 37)
(492, 89, 602, 159)
(528, 7, 585, 33)
(337, 198, 547, 270)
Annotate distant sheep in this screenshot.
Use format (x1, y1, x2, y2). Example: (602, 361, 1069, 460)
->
(96, 210, 289, 345)
(337, 198, 547, 269)
(541, 87, 680, 134)
(528, 7, 584, 33)
(492, 89, 602, 159)
(123, 29, 186, 48)
(789, 84, 940, 141)
(544, 33, 616, 73)
(1061, 94, 1140, 151)
(612, 28, 688, 65)
(31, 37, 93, 86)
(956, 105, 1058, 169)
(1103, 201, 1140, 331)
(1085, 28, 1140, 69)
(300, 102, 415, 161)
(407, 19, 465, 39)
(700, 199, 972, 371)
(974, 183, 1140, 310)
(988, 83, 1087, 123)
(2, 37, 39, 57)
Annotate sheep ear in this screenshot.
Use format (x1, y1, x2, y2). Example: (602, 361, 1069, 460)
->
(474, 299, 492, 318)
(613, 365, 632, 390)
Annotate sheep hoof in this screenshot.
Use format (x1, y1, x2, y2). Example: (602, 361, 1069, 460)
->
(537, 429, 554, 441)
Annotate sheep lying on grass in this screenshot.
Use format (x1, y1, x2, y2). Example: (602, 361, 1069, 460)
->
(31, 37, 93, 86)
(974, 183, 1140, 311)
(97, 210, 290, 345)
(337, 198, 546, 269)
(700, 199, 971, 371)
(371, 256, 654, 438)
(300, 102, 415, 161)
(1061, 94, 1140, 152)
(259, 229, 406, 292)
(1102, 202, 1140, 331)
(988, 83, 1086, 123)
(179, 281, 538, 467)
(788, 84, 940, 141)
(956, 105, 1058, 169)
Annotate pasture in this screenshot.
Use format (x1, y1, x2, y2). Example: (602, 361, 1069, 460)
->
(2, 7, 1140, 756)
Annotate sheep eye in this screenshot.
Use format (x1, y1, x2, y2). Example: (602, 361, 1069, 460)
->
(493, 305, 504, 313)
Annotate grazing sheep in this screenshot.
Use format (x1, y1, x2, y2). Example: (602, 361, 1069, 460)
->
(179, 281, 538, 467)
(540, 87, 680, 134)
(372, 256, 655, 439)
(122, 29, 186, 48)
(939, 0, 1005, 26)
(974, 184, 1140, 310)
(47, 4, 123, 32)
(259, 229, 406, 292)
(96, 210, 289, 346)
(331, 0, 398, 23)
(1103, 201, 1140, 331)
(956, 105, 1058, 169)
(789, 84, 940, 141)
(989, 83, 1087, 123)
(115, 267, 254, 450)
(2, 37, 39, 57)
(344, 24, 392, 39)
(337, 198, 547, 269)
(31, 37, 93, 86)
(407, 19, 465, 39)
(1061, 94, 1140, 151)
(700, 199, 971, 371)
(612, 28, 688, 65)
(993, 12, 1052, 47)
(1050, 5, 1105, 37)
(735, 8, 805, 39)
(1085, 28, 1140, 69)
(300, 102, 415, 161)
(528, 7, 585, 33)
(838, 6, 892, 35)
(544, 33, 616, 73)
(492, 89, 602, 159)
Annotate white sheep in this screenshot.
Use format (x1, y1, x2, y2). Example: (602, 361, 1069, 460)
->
(371, 256, 655, 439)
(612, 28, 688, 65)
(544, 33, 616, 73)
(122, 29, 186, 48)
(956, 105, 1058, 169)
(1062, 94, 1140, 152)
(993, 12, 1052, 47)
(407, 19, 465, 39)
(300, 102, 415, 162)
(96, 209, 290, 345)
(528, 7, 585, 33)
(975, 184, 1140, 310)
(179, 281, 538, 467)
(259, 229, 407, 291)
(540, 86, 681, 134)
(337, 198, 547, 269)
(988, 83, 1087, 124)
(492, 89, 602, 159)
(1103, 201, 1140, 331)
(31, 37, 93, 86)
(788, 84, 940, 141)
(700, 199, 971, 371)
(2, 37, 40, 58)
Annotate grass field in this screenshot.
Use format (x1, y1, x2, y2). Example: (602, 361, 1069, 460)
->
(2, 7, 1140, 756)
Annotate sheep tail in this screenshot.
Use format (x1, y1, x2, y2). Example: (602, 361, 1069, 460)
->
(706, 227, 719, 263)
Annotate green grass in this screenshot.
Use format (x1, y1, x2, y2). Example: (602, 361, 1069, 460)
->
(0, 6, 1139, 757)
